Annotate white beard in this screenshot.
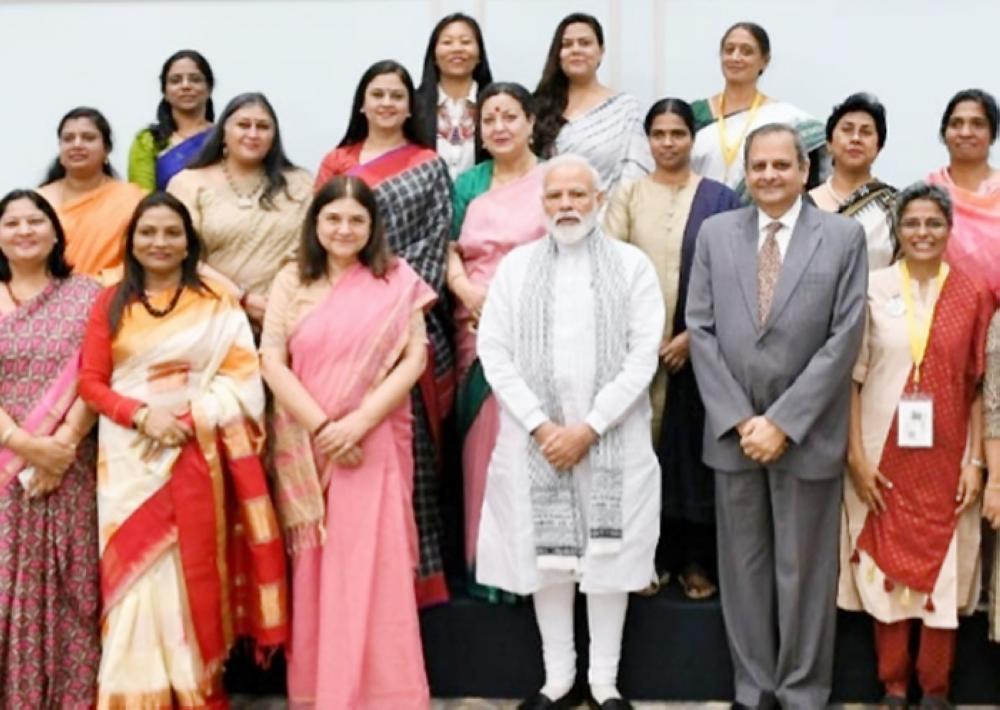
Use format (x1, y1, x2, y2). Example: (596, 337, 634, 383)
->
(547, 210, 598, 245)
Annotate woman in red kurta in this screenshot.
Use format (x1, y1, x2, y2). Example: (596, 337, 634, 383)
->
(842, 182, 994, 708)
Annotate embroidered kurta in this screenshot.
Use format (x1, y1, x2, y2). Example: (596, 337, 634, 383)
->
(475, 230, 664, 594)
(838, 264, 991, 628)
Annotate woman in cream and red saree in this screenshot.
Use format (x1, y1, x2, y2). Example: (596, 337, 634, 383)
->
(263, 176, 433, 709)
(927, 89, 1000, 299)
(0, 189, 102, 708)
(315, 60, 453, 606)
(79, 192, 287, 709)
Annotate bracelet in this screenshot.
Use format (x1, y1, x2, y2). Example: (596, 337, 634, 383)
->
(312, 419, 333, 438)
(133, 407, 150, 433)
(968, 457, 986, 469)
(0, 425, 16, 447)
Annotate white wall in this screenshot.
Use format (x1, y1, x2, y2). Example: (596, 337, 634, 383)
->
(1, 0, 997, 194)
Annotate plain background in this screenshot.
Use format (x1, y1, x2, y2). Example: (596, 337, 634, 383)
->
(0, 0, 995, 193)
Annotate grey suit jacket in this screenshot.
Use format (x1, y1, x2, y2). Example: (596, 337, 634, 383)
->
(686, 201, 868, 480)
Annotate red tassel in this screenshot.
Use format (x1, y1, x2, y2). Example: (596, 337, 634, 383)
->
(884, 578, 895, 592)
(850, 550, 860, 565)
(924, 596, 935, 613)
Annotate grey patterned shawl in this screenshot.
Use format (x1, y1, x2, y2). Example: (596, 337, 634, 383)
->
(517, 229, 629, 569)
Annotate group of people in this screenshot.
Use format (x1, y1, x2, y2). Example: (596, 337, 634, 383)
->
(3, 10, 1000, 710)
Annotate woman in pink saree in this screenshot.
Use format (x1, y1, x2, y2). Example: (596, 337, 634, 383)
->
(0, 189, 102, 708)
(447, 82, 546, 601)
(262, 175, 434, 708)
(928, 89, 1000, 298)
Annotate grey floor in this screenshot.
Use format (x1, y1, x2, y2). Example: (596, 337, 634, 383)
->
(231, 698, 1000, 709)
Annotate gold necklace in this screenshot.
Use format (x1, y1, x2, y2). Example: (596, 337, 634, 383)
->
(222, 161, 264, 210)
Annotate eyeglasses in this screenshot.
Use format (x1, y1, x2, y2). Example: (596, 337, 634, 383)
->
(898, 219, 949, 234)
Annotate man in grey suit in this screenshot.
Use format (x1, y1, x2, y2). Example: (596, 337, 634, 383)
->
(686, 123, 868, 710)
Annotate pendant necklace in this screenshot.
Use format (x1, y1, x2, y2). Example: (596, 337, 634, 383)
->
(223, 161, 264, 210)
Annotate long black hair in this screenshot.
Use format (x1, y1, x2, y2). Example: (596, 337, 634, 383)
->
(0, 189, 72, 280)
(338, 60, 431, 148)
(149, 49, 216, 149)
(414, 13, 494, 147)
(108, 191, 209, 333)
(533, 13, 605, 158)
(474, 82, 537, 163)
(43, 107, 116, 185)
(300, 176, 393, 282)
(187, 92, 298, 210)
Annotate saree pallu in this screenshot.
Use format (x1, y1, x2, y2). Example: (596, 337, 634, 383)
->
(128, 128, 211, 192)
(0, 276, 101, 710)
(691, 98, 827, 202)
(838, 180, 898, 271)
(57, 180, 147, 276)
(316, 142, 454, 605)
(80, 285, 287, 708)
(928, 167, 1000, 298)
(853, 268, 993, 622)
(272, 260, 434, 709)
(451, 161, 546, 601)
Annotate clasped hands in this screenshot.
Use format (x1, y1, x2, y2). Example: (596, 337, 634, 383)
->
(737, 415, 789, 464)
(314, 410, 371, 468)
(532, 421, 598, 472)
(134, 405, 193, 462)
(15, 423, 80, 498)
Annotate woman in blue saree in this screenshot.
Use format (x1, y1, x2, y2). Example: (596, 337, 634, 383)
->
(127, 49, 215, 191)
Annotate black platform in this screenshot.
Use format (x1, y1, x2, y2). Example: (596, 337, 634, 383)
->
(226, 584, 1000, 703)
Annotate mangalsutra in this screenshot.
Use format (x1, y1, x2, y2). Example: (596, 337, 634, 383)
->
(223, 160, 265, 210)
(139, 285, 184, 318)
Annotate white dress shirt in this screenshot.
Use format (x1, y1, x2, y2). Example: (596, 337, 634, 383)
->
(756, 196, 803, 260)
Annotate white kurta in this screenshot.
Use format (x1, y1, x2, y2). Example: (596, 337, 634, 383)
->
(474, 231, 665, 594)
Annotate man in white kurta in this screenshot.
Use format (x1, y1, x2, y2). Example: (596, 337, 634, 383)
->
(476, 154, 664, 710)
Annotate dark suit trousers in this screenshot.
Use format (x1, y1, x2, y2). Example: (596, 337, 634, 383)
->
(715, 468, 841, 710)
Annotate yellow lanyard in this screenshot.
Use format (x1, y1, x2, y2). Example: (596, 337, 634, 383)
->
(899, 261, 949, 385)
(717, 91, 764, 168)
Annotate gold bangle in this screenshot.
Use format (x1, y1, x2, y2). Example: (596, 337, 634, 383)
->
(133, 407, 150, 433)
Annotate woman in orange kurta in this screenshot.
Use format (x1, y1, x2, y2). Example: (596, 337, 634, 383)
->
(38, 107, 146, 276)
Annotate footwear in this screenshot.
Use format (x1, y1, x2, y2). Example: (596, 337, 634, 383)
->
(517, 690, 577, 710)
(878, 693, 909, 709)
(587, 697, 633, 710)
(678, 562, 718, 600)
(919, 696, 953, 709)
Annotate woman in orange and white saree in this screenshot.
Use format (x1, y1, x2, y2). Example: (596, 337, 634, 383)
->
(79, 192, 287, 708)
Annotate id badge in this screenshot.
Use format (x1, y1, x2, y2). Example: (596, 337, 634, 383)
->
(897, 394, 933, 448)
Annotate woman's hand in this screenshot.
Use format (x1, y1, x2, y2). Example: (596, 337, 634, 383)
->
(457, 281, 487, 324)
(983, 486, 1000, 529)
(315, 411, 372, 461)
(141, 406, 192, 445)
(243, 293, 267, 323)
(955, 463, 984, 515)
(25, 468, 65, 499)
(660, 331, 690, 373)
(16, 433, 75, 479)
(333, 445, 364, 468)
(847, 455, 893, 513)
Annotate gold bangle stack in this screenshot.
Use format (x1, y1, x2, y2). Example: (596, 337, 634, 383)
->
(133, 407, 150, 434)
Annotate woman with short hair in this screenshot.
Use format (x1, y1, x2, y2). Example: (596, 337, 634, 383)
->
(809, 92, 897, 270)
(840, 182, 993, 708)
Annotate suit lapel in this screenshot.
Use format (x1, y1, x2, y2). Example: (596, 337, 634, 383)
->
(761, 203, 823, 335)
(733, 209, 761, 332)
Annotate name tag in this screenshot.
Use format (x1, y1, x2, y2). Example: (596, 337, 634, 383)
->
(898, 394, 933, 448)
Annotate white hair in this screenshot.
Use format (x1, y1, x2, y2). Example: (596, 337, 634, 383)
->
(540, 153, 604, 193)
